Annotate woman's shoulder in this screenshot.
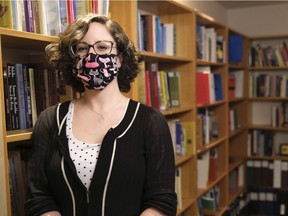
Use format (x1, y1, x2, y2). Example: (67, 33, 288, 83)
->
(131, 100, 166, 122)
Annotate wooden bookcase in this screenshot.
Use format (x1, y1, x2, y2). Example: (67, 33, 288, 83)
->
(227, 28, 249, 206)
(247, 34, 288, 187)
(0, 1, 198, 215)
(195, 11, 229, 215)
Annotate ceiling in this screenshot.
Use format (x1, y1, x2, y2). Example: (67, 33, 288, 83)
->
(216, 1, 288, 9)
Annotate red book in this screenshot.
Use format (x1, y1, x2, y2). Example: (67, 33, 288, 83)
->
(228, 75, 236, 99)
(196, 72, 210, 105)
(67, 0, 74, 24)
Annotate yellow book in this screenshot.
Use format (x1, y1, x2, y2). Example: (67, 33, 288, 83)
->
(181, 121, 196, 155)
(0, 0, 13, 28)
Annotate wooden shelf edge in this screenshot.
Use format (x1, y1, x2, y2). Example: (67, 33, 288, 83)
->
(6, 129, 32, 143)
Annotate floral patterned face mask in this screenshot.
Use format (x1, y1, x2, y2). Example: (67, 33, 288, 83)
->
(74, 53, 119, 90)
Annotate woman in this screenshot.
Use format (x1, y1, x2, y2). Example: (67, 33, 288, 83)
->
(25, 14, 177, 216)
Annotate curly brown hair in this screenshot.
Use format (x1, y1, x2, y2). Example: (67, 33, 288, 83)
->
(45, 14, 141, 93)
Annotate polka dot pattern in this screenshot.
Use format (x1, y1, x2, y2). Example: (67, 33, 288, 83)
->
(67, 101, 101, 189)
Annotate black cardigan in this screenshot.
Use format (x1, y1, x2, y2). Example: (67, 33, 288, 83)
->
(25, 99, 177, 216)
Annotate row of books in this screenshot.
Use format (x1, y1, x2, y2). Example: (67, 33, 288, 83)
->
(167, 119, 195, 156)
(247, 188, 288, 216)
(225, 188, 288, 216)
(198, 186, 220, 214)
(196, 66, 224, 105)
(0, 0, 109, 36)
(247, 160, 288, 188)
(250, 73, 288, 97)
(197, 109, 220, 146)
(137, 12, 176, 55)
(196, 23, 225, 63)
(2, 63, 62, 131)
(197, 148, 219, 188)
(247, 129, 274, 157)
(138, 62, 181, 111)
(223, 189, 250, 216)
(228, 70, 244, 100)
(249, 41, 288, 67)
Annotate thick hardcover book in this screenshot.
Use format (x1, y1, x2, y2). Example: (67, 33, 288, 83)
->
(213, 73, 223, 101)
(196, 72, 210, 105)
(228, 34, 243, 63)
(168, 71, 180, 107)
(0, 0, 13, 28)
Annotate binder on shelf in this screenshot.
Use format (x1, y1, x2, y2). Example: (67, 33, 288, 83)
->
(228, 34, 243, 63)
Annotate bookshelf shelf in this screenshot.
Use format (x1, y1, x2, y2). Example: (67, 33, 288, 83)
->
(196, 60, 226, 67)
(249, 66, 288, 71)
(249, 97, 288, 101)
(197, 100, 226, 108)
(161, 106, 194, 117)
(197, 172, 226, 198)
(175, 154, 194, 166)
(228, 157, 246, 172)
(6, 130, 32, 143)
(197, 137, 226, 154)
(248, 156, 288, 161)
(228, 185, 246, 205)
(248, 125, 288, 131)
(143, 52, 192, 63)
(229, 127, 246, 138)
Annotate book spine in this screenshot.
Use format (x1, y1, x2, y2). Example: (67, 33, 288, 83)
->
(7, 63, 19, 130)
(24, 0, 35, 32)
(15, 64, 27, 129)
(2, 66, 12, 131)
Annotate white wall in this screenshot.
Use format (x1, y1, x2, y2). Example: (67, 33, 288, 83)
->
(227, 3, 288, 37)
(176, 0, 228, 25)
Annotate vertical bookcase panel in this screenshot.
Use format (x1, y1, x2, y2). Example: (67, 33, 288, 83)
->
(0, 35, 9, 216)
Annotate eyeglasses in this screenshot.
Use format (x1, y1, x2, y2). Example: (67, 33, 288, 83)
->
(70, 40, 116, 57)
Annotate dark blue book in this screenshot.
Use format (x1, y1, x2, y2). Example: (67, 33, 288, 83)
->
(229, 34, 243, 63)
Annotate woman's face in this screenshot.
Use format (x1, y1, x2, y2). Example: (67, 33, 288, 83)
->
(80, 22, 122, 68)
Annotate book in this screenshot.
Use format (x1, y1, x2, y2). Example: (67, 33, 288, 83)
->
(168, 71, 180, 107)
(31, 0, 40, 33)
(196, 72, 210, 105)
(15, 63, 27, 129)
(163, 23, 176, 56)
(44, 0, 61, 36)
(8, 151, 25, 216)
(213, 73, 223, 101)
(2, 65, 12, 130)
(7, 63, 19, 130)
(197, 151, 209, 188)
(0, 0, 13, 28)
(181, 121, 195, 155)
(228, 34, 243, 63)
(59, 0, 68, 32)
(24, 0, 34, 32)
(28, 67, 37, 126)
(11, 0, 23, 30)
(175, 167, 182, 209)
